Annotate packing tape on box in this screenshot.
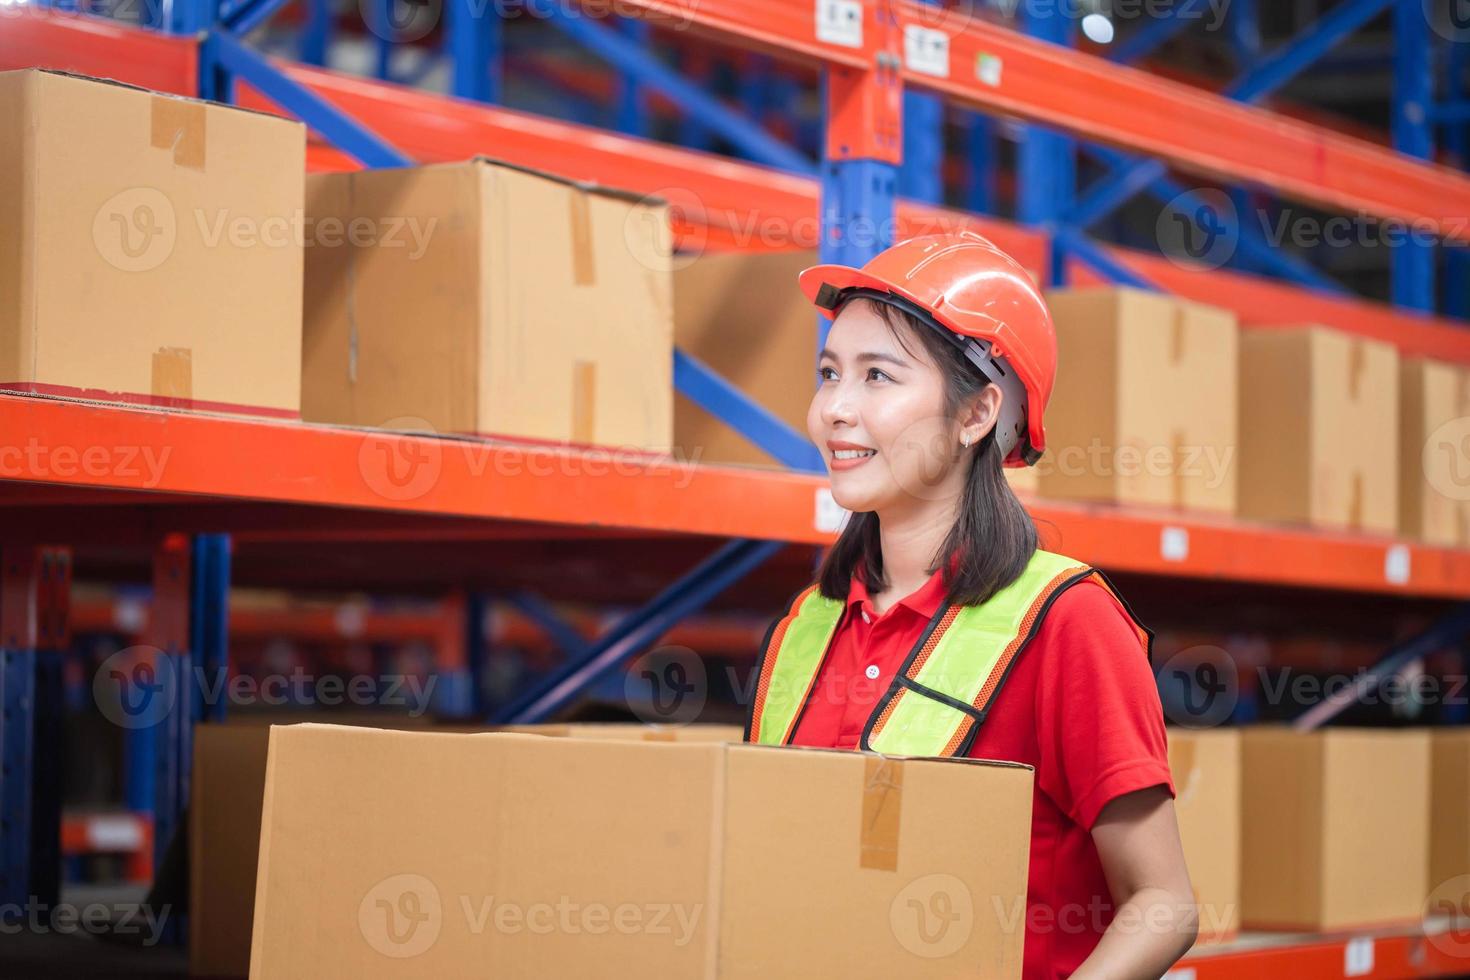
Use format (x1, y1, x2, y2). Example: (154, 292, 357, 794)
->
(1170, 308, 1187, 366)
(1347, 339, 1366, 402)
(640, 729, 677, 742)
(860, 756, 903, 872)
(1171, 736, 1198, 807)
(152, 347, 193, 402)
(569, 191, 596, 286)
(572, 360, 596, 444)
(151, 97, 206, 171)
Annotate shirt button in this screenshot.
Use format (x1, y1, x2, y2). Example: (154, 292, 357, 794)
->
(861, 609, 872, 624)
(865, 664, 880, 680)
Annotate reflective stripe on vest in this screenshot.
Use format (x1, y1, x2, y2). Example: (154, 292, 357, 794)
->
(744, 550, 1153, 758)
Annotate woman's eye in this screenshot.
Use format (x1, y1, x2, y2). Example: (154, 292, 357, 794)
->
(867, 368, 892, 382)
(818, 366, 837, 382)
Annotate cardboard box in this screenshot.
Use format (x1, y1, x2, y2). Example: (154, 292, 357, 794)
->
(1240, 727, 1429, 931)
(250, 725, 1033, 979)
(1038, 289, 1238, 513)
(673, 249, 817, 468)
(1401, 358, 1470, 546)
(1239, 327, 1400, 534)
(1429, 730, 1470, 916)
(1167, 728, 1240, 943)
(190, 720, 743, 977)
(0, 69, 304, 417)
(302, 159, 672, 450)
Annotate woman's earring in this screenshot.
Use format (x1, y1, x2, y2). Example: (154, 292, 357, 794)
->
(960, 433, 972, 449)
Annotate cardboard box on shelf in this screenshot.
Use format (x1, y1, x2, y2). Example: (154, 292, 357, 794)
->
(1239, 326, 1400, 534)
(0, 69, 305, 418)
(1240, 727, 1429, 932)
(250, 725, 1034, 979)
(672, 249, 818, 469)
(1166, 728, 1241, 943)
(1400, 358, 1470, 547)
(190, 720, 745, 977)
(1429, 730, 1470, 917)
(301, 159, 672, 451)
(1038, 288, 1238, 514)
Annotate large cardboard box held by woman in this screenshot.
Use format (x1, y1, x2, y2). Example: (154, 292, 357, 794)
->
(248, 725, 1034, 979)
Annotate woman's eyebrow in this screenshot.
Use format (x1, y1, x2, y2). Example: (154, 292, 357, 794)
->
(817, 348, 908, 368)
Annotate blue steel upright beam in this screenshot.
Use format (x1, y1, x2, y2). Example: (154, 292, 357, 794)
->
(899, 0, 943, 203)
(1392, 0, 1436, 311)
(819, 8, 902, 349)
(190, 534, 230, 725)
(1, 549, 42, 918)
(449, 0, 502, 103)
(1018, 5, 1074, 286)
(27, 550, 70, 911)
(616, 18, 651, 135)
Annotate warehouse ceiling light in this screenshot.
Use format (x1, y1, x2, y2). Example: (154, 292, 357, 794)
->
(1081, 13, 1115, 44)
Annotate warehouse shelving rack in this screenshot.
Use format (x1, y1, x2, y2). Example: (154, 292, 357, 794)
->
(2, 2, 1470, 975)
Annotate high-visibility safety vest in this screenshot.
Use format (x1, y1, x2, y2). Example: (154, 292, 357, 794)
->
(744, 549, 1153, 758)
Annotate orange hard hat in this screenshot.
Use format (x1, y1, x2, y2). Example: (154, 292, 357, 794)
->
(798, 231, 1056, 467)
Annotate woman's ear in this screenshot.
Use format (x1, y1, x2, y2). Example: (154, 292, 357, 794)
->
(959, 385, 1003, 449)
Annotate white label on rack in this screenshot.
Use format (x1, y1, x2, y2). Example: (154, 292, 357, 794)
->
(975, 52, 1003, 87)
(816, 0, 863, 49)
(904, 26, 950, 78)
(815, 487, 851, 534)
(1384, 544, 1410, 585)
(1160, 526, 1189, 562)
(1161, 970, 1196, 980)
(1344, 936, 1374, 976)
(89, 815, 145, 851)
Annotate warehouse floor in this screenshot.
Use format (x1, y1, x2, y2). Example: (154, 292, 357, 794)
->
(0, 932, 188, 979)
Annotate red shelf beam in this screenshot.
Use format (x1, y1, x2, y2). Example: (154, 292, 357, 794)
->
(3, 394, 1470, 600)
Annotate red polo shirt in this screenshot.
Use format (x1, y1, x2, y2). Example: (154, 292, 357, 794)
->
(789, 563, 1174, 980)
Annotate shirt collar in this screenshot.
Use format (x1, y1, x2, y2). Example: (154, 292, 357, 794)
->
(848, 559, 952, 621)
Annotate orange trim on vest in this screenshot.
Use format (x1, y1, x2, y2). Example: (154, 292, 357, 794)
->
(749, 584, 819, 745)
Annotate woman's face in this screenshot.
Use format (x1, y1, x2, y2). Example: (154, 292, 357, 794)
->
(808, 300, 989, 515)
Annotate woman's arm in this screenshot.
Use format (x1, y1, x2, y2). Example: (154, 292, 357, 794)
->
(1071, 786, 1199, 980)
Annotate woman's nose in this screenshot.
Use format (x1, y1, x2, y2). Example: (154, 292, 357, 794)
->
(818, 378, 858, 428)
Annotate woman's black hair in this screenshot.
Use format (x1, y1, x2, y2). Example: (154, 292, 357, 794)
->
(815, 296, 1039, 609)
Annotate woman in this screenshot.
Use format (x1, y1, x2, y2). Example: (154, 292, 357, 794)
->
(743, 232, 1197, 978)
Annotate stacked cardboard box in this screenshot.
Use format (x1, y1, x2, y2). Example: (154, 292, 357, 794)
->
(1038, 288, 1239, 513)
(673, 249, 819, 469)
(1429, 730, 1470, 919)
(1239, 327, 1400, 534)
(302, 159, 673, 450)
(1240, 727, 1429, 931)
(1167, 728, 1241, 943)
(190, 720, 741, 977)
(0, 69, 305, 418)
(247, 725, 1033, 978)
(1400, 358, 1470, 546)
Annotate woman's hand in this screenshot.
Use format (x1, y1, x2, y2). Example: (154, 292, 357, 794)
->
(1071, 785, 1199, 980)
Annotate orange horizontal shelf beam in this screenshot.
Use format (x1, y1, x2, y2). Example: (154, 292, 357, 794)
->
(4, 394, 1470, 600)
(1181, 922, 1470, 979)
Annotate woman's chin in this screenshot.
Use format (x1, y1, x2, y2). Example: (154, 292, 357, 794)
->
(826, 477, 886, 515)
